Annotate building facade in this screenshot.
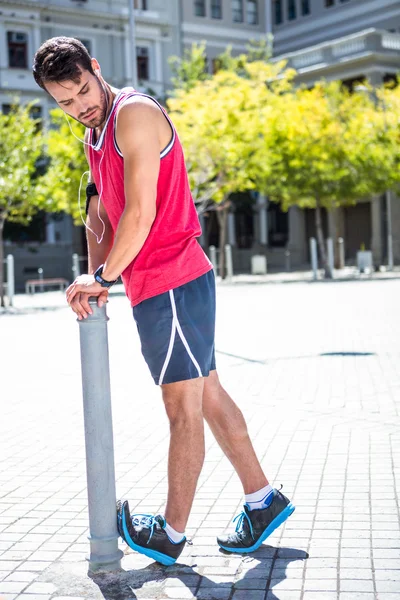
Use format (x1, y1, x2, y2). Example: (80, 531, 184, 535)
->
(2, 1, 400, 289)
(266, 0, 400, 269)
(0, 0, 181, 289)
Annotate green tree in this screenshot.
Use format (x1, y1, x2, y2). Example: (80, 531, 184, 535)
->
(168, 42, 209, 93)
(168, 61, 292, 277)
(256, 80, 400, 277)
(35, 109, 88, 223)
(0, 103, 44, 306)
(168, 37, 273, 94)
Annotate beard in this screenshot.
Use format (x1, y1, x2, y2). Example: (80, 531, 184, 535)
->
(74, 76, 109, 129)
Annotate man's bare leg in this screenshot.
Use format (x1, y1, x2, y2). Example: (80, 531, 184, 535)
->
(161, 377, 205, 532)
(202, 370, 268, 494)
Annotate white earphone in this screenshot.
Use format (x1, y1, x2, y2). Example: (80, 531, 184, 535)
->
(64, 68, 113, 245)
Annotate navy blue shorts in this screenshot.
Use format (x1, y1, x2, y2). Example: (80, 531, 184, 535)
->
(132, 270, 216, 385)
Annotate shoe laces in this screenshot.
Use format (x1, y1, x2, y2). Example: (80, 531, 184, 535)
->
(131, 512, 163, 545)
(233, 508, 255, 540)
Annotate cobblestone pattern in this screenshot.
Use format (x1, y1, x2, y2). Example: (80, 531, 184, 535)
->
(0, 280, 399, 599)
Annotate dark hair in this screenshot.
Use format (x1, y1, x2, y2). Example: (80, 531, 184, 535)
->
(33, 36, 94, 90)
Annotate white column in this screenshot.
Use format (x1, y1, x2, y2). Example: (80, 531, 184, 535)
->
(128, 1, 138, 88)
(32, 23, 41, 57)
(0, 21, 8, 69)
(124, 25, 132, 86)
(154, 38, 163, 87)
(265, 0, 273, 35)
(258, 194, 268, 245)
(228, 213, 236, 247)
(46, 215, 56, 244)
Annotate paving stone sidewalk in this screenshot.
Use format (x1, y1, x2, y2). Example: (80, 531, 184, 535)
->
(0, 279, 399, 600)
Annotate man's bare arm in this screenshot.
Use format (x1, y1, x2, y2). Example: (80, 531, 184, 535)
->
(83, 132, 114, 273)
(66, 99, 165, 316)
(86, 196, 114, 273)
(100, 99, 161, 282)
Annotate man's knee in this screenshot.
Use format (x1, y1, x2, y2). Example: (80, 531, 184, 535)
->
(162, 377, 204, 424)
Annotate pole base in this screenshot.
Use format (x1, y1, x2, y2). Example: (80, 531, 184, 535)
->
(87, 547, 124, 574)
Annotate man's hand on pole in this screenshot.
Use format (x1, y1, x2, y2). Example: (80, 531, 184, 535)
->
(66, 275, 109, 320)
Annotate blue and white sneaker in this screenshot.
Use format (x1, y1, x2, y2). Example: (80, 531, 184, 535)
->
(116, 499, 186, 566)
(217, 487, 295, 553)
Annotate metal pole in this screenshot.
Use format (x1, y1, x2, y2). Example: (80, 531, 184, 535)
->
(6, 255, 14, 307)
(338, 237, 345, 269)
(209, 245, 217, 274)
(38, 267, 44, 293)
(78, 298, 123, 573)
(128, 0, 138, 88)
(285, 249, 291, 272)
(310, 237, 318, 281)
(386, 190, 394, 270)
(225, 244, 233, 281)
(327, 238, 334, 279)
(72, 253, 80, 279)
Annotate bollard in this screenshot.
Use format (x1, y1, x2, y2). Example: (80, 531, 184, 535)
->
(78, 298, 123, 573)
(38, 268, 44, 293)
(310, 238, 318, 281)
(225, 244, 233, 281)
(6, 255, 15, 307)
(338, 237, 345, 269)
(327, 238, 334, 279)
(285, 249, 291, 272)
(209, 245, 217, 274)
(72, 253, 80, 278)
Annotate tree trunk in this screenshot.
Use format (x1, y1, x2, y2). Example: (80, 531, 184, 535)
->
(0, 219, 4, 307)
(315, 200, 332, 279)
(217, 204, 229, 279)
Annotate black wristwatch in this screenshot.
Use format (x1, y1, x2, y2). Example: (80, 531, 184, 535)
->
(94, 265, 118, 288)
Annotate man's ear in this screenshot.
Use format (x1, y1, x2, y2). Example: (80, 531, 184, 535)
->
(91, 58, 101, 76)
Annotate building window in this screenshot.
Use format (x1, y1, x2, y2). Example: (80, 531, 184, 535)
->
(247, 0, 258, 24)
(211, 0, 222, 18)
(325, 0, 335, 6)
(232, 0, 244, 22)
(194, 0, 206, 16)
(273, 0, 283, 24)
(7, 31, 28, 69)
(136, 46, 149, 80)
(80, 39, 92, 55)
(288, 0, 296, 19)
(301, 0, 310, 15)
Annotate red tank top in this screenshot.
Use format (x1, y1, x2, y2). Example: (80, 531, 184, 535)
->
(88, 88, 212, 307)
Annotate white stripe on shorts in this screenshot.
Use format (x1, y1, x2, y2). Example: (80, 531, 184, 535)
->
(158, 289, 202, 385)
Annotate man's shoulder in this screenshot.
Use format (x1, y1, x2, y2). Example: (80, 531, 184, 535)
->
(117, 94, 162, 122)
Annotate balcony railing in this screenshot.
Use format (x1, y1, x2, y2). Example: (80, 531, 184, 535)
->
(276, 28, 400, 74)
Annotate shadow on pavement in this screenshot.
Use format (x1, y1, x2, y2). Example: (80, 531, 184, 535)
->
(90, 546, 309, 600)
(0, 305, 67, 317)
(320, 351, 374, 357)
(216, 349, 376, 364)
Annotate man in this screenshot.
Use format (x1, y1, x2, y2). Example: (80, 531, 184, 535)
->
(33, 37, 295, 566)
